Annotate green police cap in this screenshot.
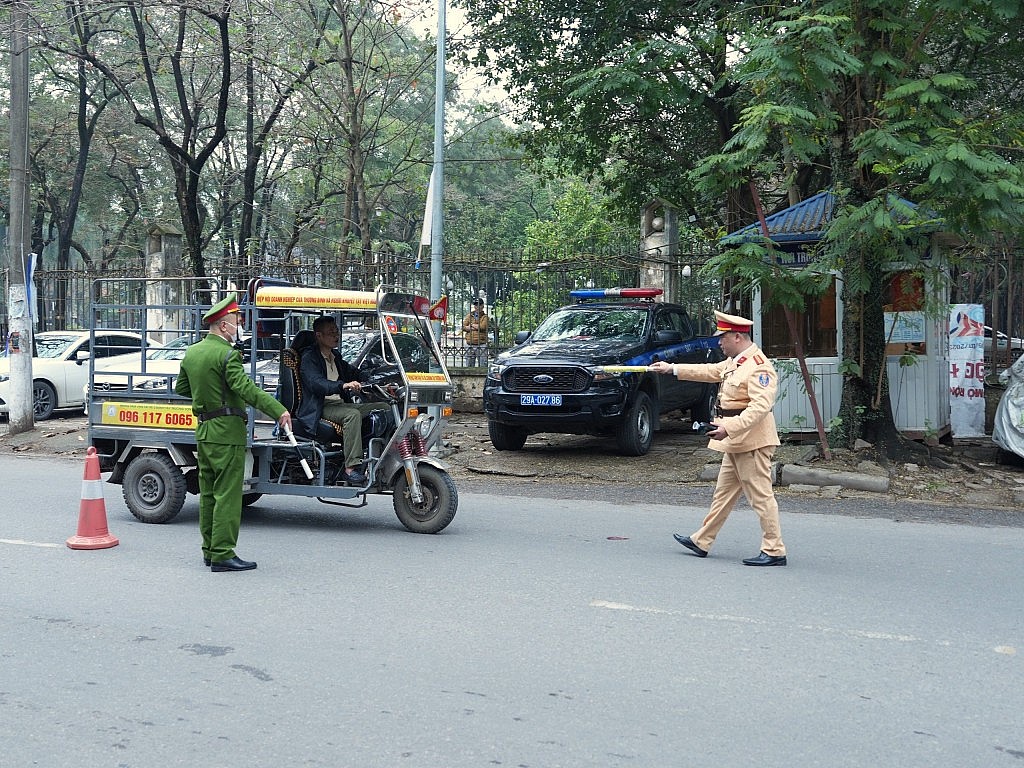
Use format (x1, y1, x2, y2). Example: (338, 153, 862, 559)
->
(203, 293, 240, 325)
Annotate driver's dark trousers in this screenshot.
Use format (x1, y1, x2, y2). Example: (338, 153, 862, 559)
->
(321, 400, 383, 468)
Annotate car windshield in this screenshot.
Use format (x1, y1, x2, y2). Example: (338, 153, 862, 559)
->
(531, 308, 648, 342)
(149, 336, 191, 360)
(339, 333, 369, 363)
(35, 334, 81, 358)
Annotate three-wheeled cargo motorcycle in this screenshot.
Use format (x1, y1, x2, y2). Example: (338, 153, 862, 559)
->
(87, 277, 458, 534)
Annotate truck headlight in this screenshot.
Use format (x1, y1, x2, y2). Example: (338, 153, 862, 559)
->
(589, 367, 622, 382)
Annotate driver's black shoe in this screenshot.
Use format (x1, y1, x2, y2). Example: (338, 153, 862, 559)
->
(344, 467, 366, 484)
(211, 556, 257, 572)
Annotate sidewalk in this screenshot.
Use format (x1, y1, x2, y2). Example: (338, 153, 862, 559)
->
(3, 411, 1024, 510)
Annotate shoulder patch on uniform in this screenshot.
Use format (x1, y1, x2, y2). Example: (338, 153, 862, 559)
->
(753, 354, 764, 364)
(758, 373, 771, 387)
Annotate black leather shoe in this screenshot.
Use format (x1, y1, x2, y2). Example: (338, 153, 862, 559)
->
(344, 467, 367, 484)
(673, 534, 708, 558)
(203, 557, 212, 566)
(742, 551, 787, 567)
(211, 556, 258, 572)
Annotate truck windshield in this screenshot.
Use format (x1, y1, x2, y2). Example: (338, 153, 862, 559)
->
(531, 308, 647, 342)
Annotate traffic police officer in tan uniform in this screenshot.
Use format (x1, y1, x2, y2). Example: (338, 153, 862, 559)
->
(649, 310, 787, 566)
(176, 294, 292, 572)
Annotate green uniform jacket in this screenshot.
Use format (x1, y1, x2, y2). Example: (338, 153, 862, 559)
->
(175, 334, 286, 445)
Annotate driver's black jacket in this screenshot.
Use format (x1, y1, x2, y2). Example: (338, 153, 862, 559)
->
(295, 346, 368, 437)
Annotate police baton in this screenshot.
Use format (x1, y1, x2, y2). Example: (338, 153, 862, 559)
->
(282, 422, 315, 480)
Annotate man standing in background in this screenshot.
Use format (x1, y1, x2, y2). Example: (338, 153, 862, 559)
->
(462, 298, 490, 367)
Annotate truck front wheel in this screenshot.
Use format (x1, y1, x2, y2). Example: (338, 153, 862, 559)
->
(617, 391, 655, 456)
(488, 420, 528, 451)
(122, 453, 187, 524)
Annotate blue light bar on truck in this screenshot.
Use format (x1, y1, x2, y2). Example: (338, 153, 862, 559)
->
(569, 288, 664, 300)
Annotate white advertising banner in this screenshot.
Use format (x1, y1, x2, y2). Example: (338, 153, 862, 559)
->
(948, 304, 985, 437)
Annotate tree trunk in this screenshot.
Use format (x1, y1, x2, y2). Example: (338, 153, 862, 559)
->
(829, 14, 906, 457)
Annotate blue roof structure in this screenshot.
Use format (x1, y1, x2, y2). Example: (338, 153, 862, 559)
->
(724, 190, 925, 246)
(726, 190, 835, 245)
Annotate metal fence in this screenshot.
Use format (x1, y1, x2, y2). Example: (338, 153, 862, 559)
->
(2, 236, 724, 367)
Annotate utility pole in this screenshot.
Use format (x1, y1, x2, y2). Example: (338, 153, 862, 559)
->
(429, 0, 445, 322)
(6, 0, 35, 434)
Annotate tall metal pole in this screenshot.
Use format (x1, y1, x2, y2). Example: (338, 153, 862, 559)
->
(429, 0, 445, 318)
(6, 0, 35, 434)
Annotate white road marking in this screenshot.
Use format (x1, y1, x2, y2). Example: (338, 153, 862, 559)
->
(589, 598, 975, 647)
(0, 538, 61, 548)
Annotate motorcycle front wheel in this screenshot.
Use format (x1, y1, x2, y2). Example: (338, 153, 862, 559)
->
(392, 464, 458, 534)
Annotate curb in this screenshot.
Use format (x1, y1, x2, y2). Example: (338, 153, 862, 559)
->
(699, 462, 891, 493)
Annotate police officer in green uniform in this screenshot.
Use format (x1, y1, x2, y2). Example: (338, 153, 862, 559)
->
(175, 294, 292, 572)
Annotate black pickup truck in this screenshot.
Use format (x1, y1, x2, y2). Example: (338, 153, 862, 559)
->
(483, 289, 723, 456)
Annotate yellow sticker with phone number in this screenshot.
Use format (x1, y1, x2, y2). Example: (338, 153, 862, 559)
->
(100, 401, 197, 430)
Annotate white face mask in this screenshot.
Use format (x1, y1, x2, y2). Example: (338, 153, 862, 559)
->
(223, 316, 243, 343)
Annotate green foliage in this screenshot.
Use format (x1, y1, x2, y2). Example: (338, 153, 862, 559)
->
(704, 240, 833, 316)
(691, 0, 1024, 448)
(455, 0, 758, 224)
(524, 181, 614, 254)
(838, 358, 862, 377)
(444, 120, 556, 254)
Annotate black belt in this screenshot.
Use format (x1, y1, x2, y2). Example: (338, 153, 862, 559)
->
(717, 408, 745, 417)
(197, 406, 247, 423)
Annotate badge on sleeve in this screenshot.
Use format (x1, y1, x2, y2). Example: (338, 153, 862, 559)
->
(758, 373, 771, 387)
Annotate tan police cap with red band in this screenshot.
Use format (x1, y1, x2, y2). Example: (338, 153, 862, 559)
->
(203, 293, 240, 325)
(714, 310, 754, 335)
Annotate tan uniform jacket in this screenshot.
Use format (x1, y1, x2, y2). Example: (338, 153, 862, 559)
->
(672, 343, 780, 454)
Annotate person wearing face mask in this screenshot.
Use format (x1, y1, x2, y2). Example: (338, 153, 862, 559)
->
(175, 293, 293, 572)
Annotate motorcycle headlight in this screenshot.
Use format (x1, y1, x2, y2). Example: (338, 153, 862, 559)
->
(414, 412, 435, 438)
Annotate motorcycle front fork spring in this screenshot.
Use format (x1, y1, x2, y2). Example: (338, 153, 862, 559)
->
(397, 431, 426, 459)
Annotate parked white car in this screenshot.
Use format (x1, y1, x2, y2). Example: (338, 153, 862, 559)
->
(984, 326, 1024, 353)
(85, 334, 278, 406)
(0, 330, 157, 420)
(85, 335, 194, 403)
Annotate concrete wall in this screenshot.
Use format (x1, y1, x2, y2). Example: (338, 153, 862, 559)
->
(451, 368, 486, 413)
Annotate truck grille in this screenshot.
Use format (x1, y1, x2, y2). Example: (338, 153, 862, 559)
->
(504, 366, 590, 393)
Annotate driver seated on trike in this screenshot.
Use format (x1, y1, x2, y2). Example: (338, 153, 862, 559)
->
(296, 316, 384, 484)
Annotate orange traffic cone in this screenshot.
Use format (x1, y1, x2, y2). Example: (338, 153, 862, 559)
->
(67, 446, 119, 550)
